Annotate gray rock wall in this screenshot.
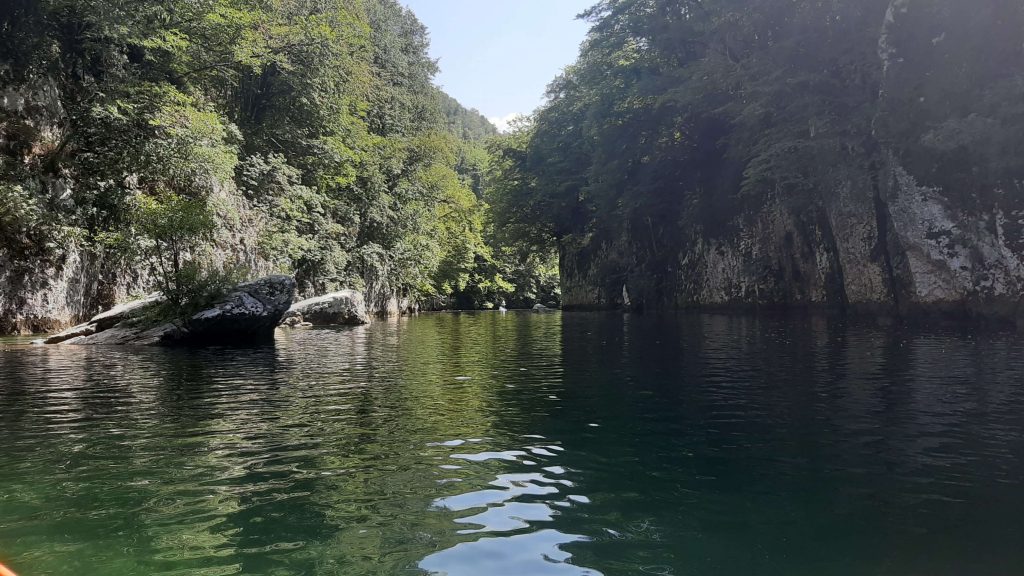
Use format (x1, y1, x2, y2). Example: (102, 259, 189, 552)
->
(0, 242, 149, 334)
(0, 76, 277, 335)
(560, 0, 1024, 323)
(561, 158, 1024, 322)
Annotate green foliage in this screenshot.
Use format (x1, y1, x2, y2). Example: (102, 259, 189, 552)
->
(0, 184, 47, 252)
(131, 193, 220, 314)
(0, 182, 83, 260)
(468, 120, 564, 309)
(487, 0, 1024, 307)
(459, 242, 560, 310)
(877, 0, 1024, 197)
(239, 153, 349, 288)
(485, 120, 563, 253)
(438, 92, 498, 143)
(1, 0, 536, 313)
(142, 88, 240, 196)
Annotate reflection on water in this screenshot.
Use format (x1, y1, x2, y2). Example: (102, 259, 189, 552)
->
(420, 436, 597, 575)
(1, 312, 1024, 575)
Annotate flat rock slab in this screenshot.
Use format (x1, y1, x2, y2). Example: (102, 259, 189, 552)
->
(61, 322, 179, 346)
(43, 293, 163, 344)
(281, 289, 369, 326)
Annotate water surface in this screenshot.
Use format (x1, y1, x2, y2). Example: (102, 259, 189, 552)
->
(2, 312, 1023, 575)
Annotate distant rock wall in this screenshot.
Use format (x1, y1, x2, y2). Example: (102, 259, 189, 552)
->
(561, 157, 1024, 322)
(560, 0, 1024, 324)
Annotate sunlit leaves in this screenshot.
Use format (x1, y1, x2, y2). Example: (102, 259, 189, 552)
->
(2, 0, 521, 310)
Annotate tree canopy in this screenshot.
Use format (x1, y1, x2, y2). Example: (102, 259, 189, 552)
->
(488, 0, 1024, 307)
(1, 0, 557, 312)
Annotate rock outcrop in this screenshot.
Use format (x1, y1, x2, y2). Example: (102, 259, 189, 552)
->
(280, 290, 369, 327)
(45, 275, 296, 346)
(559, 1, 1024, 325)
(1, 79, 273, 336)
(0, 239, 148, 335)
(183, 275, 297, 343)
(42, 293, 164, 344)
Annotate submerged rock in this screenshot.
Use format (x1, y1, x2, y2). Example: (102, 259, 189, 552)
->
(280, 290, 369, 327)
(280, 315, 303, 328)
(48, 275, 296, 346)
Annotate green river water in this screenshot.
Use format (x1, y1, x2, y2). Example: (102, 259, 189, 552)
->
(1, 312, 1023, 575)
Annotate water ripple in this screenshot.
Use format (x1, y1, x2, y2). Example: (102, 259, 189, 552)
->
(422, 434, 600, 575)
(3, 313, 1024, 575)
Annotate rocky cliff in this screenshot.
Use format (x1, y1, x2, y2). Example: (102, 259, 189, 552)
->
(0, 242, 143, 334)
(0, 78, 136, 334)
(563, 157, 1024, 320)
(558, 0, 1024, 324)
(0, 75, 270, 334)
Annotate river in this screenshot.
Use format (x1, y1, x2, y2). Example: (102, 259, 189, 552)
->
(1, 312, 1023, 575)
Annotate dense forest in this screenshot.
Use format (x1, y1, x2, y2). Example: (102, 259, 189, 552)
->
(0, 0, 557, 332)
(4, 0, 1024, 332)
(492, 0, 1024, 319)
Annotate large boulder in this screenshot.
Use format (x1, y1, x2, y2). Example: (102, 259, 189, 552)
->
(281, 290, 369, 327)
(45, 275, 296, 346)
(183, 275, 297, 343)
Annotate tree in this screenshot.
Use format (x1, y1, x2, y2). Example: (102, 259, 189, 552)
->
(1, 0, 536, 319)
(132, 193, 219, 314)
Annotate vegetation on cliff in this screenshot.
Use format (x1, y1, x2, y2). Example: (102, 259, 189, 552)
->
(11, 0, 1019, 323)
(1, 0, 555, 320)
(490, 0, 1024, 312)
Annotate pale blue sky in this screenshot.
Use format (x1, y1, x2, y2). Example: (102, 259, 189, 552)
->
(402, 0, 595, 130)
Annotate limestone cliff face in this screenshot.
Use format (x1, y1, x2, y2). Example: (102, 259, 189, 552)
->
(0, 226, 275, 335)
(0, 242, 140, 334)
(560, 0, 1024, 323)
(0, 78, 127, 334)
(0, 78, 271, 334)
(561, 158, 1024, 321)
(0, 209, 277, 335)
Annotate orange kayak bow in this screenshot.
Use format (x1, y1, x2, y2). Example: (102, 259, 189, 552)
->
(0, 562, 17, 576)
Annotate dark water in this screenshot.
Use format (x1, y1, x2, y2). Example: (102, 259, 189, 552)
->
(2, 312, 1024, 576)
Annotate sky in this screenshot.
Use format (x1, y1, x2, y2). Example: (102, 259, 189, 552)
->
(402, 0, 595, 131)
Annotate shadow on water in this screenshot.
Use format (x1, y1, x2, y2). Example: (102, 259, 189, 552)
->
(536, 312, 1024, 576)
(2, 312, 1024, 575)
